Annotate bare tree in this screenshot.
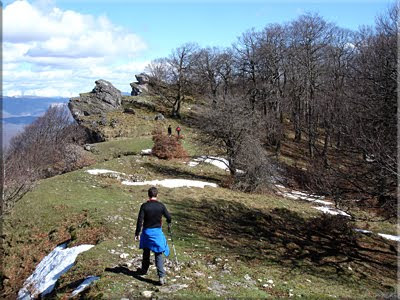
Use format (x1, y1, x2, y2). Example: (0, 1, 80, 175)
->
(3, 105, 91, 214)
(146, 43, 198, 118)
(196, 96, 281, 191)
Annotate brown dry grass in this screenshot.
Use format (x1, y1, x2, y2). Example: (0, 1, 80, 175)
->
(1, 212, 108, 299)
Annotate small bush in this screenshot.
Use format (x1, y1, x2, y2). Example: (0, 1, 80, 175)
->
(151, 127, 188, 159)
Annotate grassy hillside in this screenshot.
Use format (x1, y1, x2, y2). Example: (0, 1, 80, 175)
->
(1, 105, 397, 299)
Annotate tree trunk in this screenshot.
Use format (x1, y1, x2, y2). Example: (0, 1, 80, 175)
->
(323, 127, 331, 167)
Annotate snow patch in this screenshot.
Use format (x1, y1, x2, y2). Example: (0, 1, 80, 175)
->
(122, 179, 218, 188)
(141, 149, 152, 155)
(313, 206, 350, 217)
(188, 156, 244, 173)
(354, 229, 400, 242)
(86, 169, 125, 176)
(354, 229, 372, 234)
(377, 233, 400, 242)
(188, 156, 230, 170)
(70, 276, 100, 297)
(276, 190, 332, 206)
(18, 243, 94, 299)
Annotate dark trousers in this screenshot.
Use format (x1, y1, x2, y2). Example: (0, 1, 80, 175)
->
(142, 248, 166, 278)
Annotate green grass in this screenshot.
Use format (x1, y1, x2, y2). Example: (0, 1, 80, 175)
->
(3, 155, 397, 299)
(2, 101, 398, 299)
(92, 137, 153, 162)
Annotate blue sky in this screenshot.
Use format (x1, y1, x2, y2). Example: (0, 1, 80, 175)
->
(3, 0, 393, 97)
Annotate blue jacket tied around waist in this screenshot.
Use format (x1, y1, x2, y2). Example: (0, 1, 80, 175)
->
(139, 227, 170, 256)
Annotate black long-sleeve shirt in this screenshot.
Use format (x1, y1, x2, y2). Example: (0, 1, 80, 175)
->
(135, 200, 171, 236)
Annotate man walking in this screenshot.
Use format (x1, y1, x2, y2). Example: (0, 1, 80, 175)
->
(168, 125, 172, 136)
(135, 187, 171, 285)
(176, 126, 181, 137)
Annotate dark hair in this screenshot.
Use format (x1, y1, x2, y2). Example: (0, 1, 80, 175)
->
(148, 186, 158, 198)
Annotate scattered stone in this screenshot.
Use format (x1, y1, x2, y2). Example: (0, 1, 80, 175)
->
(206, 264, 217, 270)
(141, 290, 153, 298)
(267, 279, 274, 284)
(110, 118, 118, 128)
(158, 284, 188, 293)
(124, 107, 136, 114)
(154, 113, 165, 121)
(120, 253, 129, 259)
(210, 281, 226, 295)
(194, 271, 205, 277)
(84, 144, 93, 151)
(121, 262, 132, 268)
(99, 116, 108, 126)
(244, 274, 252, 281)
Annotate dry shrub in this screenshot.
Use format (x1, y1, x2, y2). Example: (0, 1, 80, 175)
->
(151, 127, 188, 159)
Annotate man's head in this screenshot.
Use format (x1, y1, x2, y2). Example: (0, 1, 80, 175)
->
(148, 186, 158, 198)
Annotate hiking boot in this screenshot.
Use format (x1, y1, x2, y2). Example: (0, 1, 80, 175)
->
(159, 277, 167, 285)
(136, 268, 147, 275)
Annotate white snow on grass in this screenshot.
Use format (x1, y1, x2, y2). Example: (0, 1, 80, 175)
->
(354, 229, 400, 242)
(121, 178, 218, 188)
(70, 276, 100, 297)
(18, 243, 94, 299)
(276, 189, 332, 206)
(86, 169, 125, 176)
(354, 229, 372, 234)
(313, 206, 350, 217)
(141, 149, 152, 155)
(188, 156, 230, 170)
(188, 156, 245, 173)
(377, 233, 400, 242)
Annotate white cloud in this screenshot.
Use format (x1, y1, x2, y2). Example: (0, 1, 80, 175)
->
(3, 0, 149, 97)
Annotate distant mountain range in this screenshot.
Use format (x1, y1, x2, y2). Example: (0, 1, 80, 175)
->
(2, 96, 70, 119)
(2, 96, 70, 147)
(2, 115, 38, 125)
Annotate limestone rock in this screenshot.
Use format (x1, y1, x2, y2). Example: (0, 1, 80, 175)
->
(68, 79, 122, 122)
(130, 73, 149, 96)
(154, 113, 165, 121)
(68, 79, 122, 142)
(141, 290, 153, 298)
(123, 107, 136, 114)
(136, 73, 149, 84)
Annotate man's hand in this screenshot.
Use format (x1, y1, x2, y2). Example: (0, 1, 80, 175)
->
(167, 223, 172, 232)
(135, 235, 140, 241)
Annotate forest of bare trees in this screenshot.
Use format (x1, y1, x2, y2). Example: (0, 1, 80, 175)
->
(146, 5, 397, 218)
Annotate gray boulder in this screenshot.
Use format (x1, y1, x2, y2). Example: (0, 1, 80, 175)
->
(68, 79, 122, 122)
(154, 113, 165, 121)
(135, 73, 149, 84)
(130, 73, 149, 96)
(130, 82, 142, 96)
(123, 107, 136, 114)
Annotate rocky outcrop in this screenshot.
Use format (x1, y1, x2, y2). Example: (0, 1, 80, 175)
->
(68, 80, 122, 142)
(130, 73, 149, 96)
(68, 79, 122, 122)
